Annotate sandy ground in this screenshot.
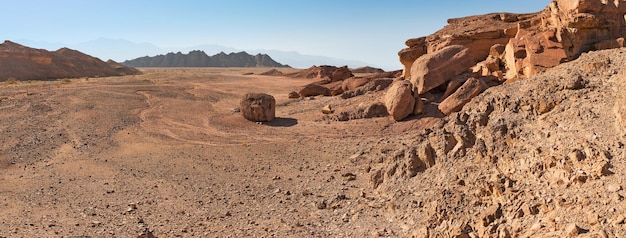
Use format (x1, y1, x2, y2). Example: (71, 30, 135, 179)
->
(0, 68, 435, 237)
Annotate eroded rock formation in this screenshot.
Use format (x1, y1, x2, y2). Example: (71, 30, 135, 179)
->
(398, 0, 626, 117)
(287, 65, 353, 82)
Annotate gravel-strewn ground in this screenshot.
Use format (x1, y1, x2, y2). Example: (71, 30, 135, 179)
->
(1, 48, 625, 237)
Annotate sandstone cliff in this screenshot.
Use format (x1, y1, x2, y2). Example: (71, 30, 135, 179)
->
(399, 0, 626, 81)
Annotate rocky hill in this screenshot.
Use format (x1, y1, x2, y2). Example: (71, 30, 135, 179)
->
(399, 0, 626, 82)
(357, 47, 625, 237)
(122, 50, 289, 68)
(0, 40, 141, 81)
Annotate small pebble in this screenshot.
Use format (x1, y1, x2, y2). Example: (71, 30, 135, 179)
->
(608, 184, 622, 192)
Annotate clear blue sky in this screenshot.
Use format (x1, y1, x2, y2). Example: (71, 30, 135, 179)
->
(3, 1, 548, 69)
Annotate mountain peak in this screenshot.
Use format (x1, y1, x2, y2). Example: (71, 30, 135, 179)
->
(1, 40, 28, 50)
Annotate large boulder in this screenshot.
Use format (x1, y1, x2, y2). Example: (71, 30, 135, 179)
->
(384, 80, 415, 121)
(410, 45, 474, 94)
(240, 93, 276, 122)
(299, 84, 331, 97)
(438, 77, 484, 115)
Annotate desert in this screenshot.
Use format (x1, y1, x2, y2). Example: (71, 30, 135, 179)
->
(2, 0, 626, 237)
(0, 51, 625, 237)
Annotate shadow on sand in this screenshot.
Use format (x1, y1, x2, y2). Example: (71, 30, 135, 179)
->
(264, 117, 298, 127)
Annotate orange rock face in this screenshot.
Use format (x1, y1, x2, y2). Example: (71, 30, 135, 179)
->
(398, 13, 532, 79)
(401, 0, 626, 82)
(410, 45, 473, 94)
(504, 0, 626, 79)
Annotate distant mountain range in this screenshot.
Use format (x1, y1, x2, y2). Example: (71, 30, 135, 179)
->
(14, 38, 375, 69)
(123, 51, 289, 68)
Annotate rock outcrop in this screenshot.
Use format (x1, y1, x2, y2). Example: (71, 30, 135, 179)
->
(0, 41, 141, 81)
(287, 65, 353, 82)
(400, 0, 626, 83)
(398, 12, 533, 79)
(123, 51, 289, 68)
(370, 48, 626, 237)
(240, 93, 276, 122)
(504, 0, 626, 80)
(396, 0, 626, 119)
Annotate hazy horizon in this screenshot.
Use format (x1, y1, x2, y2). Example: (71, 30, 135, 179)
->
(4, 0, 548, 70)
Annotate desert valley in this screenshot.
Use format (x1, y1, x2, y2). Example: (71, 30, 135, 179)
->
(2, 0, 626, 237)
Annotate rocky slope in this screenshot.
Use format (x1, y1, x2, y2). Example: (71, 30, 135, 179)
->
(349, 0, 626, 236)
(0, 41, 140, 81)
(365, 46, 626, 238)
(272, 0, 626, 236)
(122, 50, 289, 68)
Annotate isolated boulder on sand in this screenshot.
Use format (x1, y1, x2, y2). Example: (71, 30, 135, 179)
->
(384, 80, 415, 121)
(410, 45, 473, 94)
(240, 93, 276, 122)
